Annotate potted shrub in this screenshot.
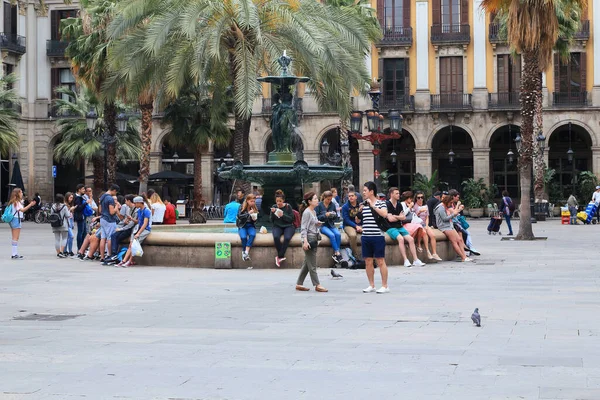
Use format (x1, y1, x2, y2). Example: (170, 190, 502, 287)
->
(461, 178, 487, 218)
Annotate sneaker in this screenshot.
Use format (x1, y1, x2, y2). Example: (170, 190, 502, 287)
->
(11, 255, 24, 260)
(68, 252, 75, 257)
(242, 252, 247, 261)
(279, 257, 286, 263)
(81, 256, 94, 262)
(376, 286, 390, 294)
(463, 257, 473, 262)
(99, 258, 105, 263)
(403, 259, 412, 268)
(431, 254, 443, 261)
(116, 261, 130, 268)
(412, 259, 426, 267)
(332, 254, 339, 263)
(71, 253, 81, 259)
(76, 253, 84, 260)
(363, 286, 376, 293)
(275, 256, 281, 267)
(57, 253, 67, 258)
(469, 248, 481, 256)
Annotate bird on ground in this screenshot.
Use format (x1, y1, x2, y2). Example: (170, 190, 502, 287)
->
(331, 269, 343, 279)
(471, 308, 481, 327)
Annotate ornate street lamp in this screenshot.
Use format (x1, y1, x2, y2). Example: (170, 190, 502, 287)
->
(321, 138, 330, 156)
(116, 113, 129, 133)
(514, 133, 522, 153)
(86, 108, 98, 131)
(388, 109, 402, 134)
(507, 149, 515, 164)
(349, 111, 363, 134)
(536, 130, 546, 155)
(567, 122, 574, 163)
(340, 140, 349, 157)
(507, 125, 514, 164)
(172, 151, 180, 165)
(448, 124, 455, 164)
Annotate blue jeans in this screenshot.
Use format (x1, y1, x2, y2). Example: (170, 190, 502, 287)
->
(320, 225, 341, 252)
(66, 219, 74, 253)
(239, 225, 256, 249)
(505, 213, 513, 234)
(111, 228, 133, 254)
(76, 219, 87, 250)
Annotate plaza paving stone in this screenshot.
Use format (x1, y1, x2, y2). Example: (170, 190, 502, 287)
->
(0, 219, 599, 399)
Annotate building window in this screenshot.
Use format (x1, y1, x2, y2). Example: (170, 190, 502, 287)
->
(441, 0, 460, 26)
(558, 52, 584, 96)
(384, 0, 403, 30)
(382, 58, 408, 106)
(439, 56, 463, 94)
(3, 2, 17, 35)
(51, 68, 76, 100)
(51, 9, 77, 41)
(497, 54, 521, 93)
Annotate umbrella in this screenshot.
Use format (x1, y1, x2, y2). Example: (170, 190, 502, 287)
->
(9, 160, 24, 191)
(148, 170, 194, 181)
(85, 172, 139, 183)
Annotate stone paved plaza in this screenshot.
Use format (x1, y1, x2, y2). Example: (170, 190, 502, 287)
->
(1, 220, 600, 399)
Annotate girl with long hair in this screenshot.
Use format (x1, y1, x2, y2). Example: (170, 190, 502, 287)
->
(6, 188, 38, 259)
(434, 195, 470, 262)
(150, 193, 166, 225)
(296, 191, 327, 292)
(269, 190, 295, 267)
(315, 190, 342, 263)
(51, 193, 71, 258)
(64, 191, 76, 257)
(236, 193, 259, 262)
(412, 191, 442, 261)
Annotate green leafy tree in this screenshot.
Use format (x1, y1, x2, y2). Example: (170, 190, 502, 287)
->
(162, 84, 231, 223)
(482, 0, 586, 239)
(411, 170, 440, 199)
(0, 74, 20, 158)
(53, 87, 141, 191)
(108, 0, 380, 192)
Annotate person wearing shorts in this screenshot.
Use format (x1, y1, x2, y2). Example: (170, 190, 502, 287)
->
(98, 184, 120, 262)
(117, 196, 152, 268)
(386, 187, 424, 268)
(358, 181, 390, 294)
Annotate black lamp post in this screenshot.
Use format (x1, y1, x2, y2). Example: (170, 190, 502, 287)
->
(567, 122, 574, 163)
(349, 87, 403, 187)
(86, 108, 129, 190)
(448, 124, 455, 164)
(320, 138, 342, 165)
(513, 128, 547, 223)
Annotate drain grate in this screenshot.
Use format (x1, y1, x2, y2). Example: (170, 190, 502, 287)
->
(13, 313, 84, 321)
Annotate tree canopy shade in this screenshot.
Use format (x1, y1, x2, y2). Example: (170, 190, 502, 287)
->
(107, 0, 381, 178)
(0, 74, 20, 158)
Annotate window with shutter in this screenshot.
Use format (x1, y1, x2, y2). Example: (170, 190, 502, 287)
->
(51, 10, 77, 41)
(497, 54, 521, 93)
(383, 58, 408, 107)
(441, 0, 460, 28)
(440, 57, 463, 106)
(557, 52, 583, 98)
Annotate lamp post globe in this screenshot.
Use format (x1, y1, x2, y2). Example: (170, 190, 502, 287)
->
(349, 111, 363, 135)
(388, 109, 402, 134)
(116, 113, 129, 133)
(321, 138, 330, 156)
(86, 109, 98, 131)
(514, 133, 522, 154)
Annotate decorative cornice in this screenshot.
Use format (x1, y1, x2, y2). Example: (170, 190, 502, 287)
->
(17, 1, 26, 16)
(34, 2, 48, 17)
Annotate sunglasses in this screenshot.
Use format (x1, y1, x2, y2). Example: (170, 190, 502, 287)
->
(416, 196, 424, 199)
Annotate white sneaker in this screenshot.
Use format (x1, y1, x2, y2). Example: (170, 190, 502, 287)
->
(363, 286, 376, 293)
(412, 259, 426, 267)
(376, 286, 390, 294)
(403, 259, 412, 268)
(463, 257, 473, 262)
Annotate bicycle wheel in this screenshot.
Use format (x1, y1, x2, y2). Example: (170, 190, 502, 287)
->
(34, 210, 44, 224)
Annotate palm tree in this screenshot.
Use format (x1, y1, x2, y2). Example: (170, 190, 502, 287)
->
(53, 87, 141, 191)
(0, 74, 20, 158)
(162, 84, 231, 223)
(482, 0, 585, 239)
(62, 0, 122, 187)
(108, 0, 379, 191)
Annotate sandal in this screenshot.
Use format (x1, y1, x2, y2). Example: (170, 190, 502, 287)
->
(295, 285, 310, 291)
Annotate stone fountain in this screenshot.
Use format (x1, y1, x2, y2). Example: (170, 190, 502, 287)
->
(218, 52, 352, 214)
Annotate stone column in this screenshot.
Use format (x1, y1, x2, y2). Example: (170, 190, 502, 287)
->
(201, 148, 214, 204)
(414, 0, 430, 111)
(592, 147, 600, 178)
(415, 149, 432, 177)
(25, 4, 36, 104)
(358, 149, 374, 185)
(472, 0, 488, 110)
(593, 1, 600, 105)
(472, 147, 491, 185)
(542, 72, 549, 107)
(149, 152, 162, 175)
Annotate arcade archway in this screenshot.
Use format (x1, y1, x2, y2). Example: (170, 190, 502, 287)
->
(432, 126, 474, 190)
(489, 124, 520, 198)
(381, 130, 416, 191)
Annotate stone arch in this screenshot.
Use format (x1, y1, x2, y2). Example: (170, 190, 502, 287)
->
(426, 123, 478, 149)
(400, 126, 420, 148)
(484, 121, 522, 148)
(314, 124, 341, 151)
(546, 119, 597, 147)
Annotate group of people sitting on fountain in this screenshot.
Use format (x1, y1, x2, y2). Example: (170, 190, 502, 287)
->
(232, 182, 481, 275)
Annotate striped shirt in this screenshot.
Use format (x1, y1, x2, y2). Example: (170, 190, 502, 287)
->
(361, 200, 387, 236)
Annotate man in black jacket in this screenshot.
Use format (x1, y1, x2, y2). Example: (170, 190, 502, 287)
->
(73, 184, 87, 250)
(426, 191, 442, 229)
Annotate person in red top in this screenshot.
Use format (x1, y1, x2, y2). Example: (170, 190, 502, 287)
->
(163, 197, 177, 225)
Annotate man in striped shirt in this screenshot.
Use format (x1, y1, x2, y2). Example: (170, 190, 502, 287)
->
(359, 181, 390, 294)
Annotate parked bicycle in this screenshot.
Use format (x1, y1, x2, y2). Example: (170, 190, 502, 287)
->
(34, 203, 51, 224)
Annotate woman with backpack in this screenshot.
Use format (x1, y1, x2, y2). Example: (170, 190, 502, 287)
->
(236, 193, 259, 262)
(270, 190, 295, 267)
(4, 188, 37, 259)
(50, 193, 71, 258)
(502, 190, 514, 236)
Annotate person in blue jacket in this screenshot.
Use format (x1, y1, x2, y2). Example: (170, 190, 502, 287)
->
(342, 190, 362, 260)
(223, 195, 241, 223)
(316, 190, 342, 263)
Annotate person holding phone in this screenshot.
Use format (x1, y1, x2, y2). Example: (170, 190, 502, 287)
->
(236, 193, 259, 262)
(296, 191, 327, 292)
(315, 190, 342, 263)
(270, 190, 295, 267)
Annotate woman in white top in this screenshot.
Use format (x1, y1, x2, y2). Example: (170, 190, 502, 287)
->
(6, 188, 37, 259)
(150, 193, 166, 224)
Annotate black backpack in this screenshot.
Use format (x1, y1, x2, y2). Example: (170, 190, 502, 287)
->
(49, 205, 65, 228)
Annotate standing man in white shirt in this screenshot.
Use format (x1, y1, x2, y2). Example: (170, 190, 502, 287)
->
(591, 186, 600, 223)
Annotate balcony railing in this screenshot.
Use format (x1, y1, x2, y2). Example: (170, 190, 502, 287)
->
(0, 33, 26, 55)
(488, 23, 506, 44)
(552, 91, 589, 107)
(380, 26, 413, 46)
(574, 20, 590, 40)
(46, 40, 69, 57)
(430, 93, 472, 111)
(380, 94, 415, 112)
(488, 92, 519, 109)
(431, 24, 470, 45)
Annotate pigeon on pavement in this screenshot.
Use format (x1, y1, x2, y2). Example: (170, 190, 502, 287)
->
(331, 269, 343, 279)
(471, 308, 481, 327)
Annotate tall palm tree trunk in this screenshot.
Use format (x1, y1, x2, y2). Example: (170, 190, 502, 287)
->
(339, 117, 352, 186)
(516, 49, 539, 240)
(138, 102, 153, 194)
(92, 156, 104, 192)
(104, 102, 117, 187)
(190, 144, 207, 223)
(230, 52, 252, 195)
(533, 73, 546, 202)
